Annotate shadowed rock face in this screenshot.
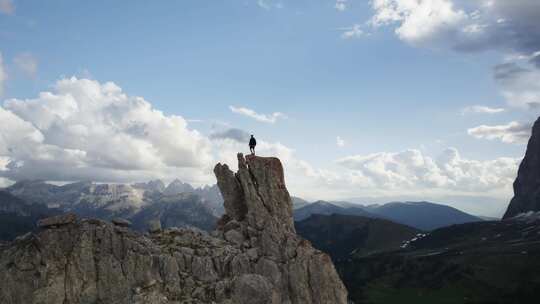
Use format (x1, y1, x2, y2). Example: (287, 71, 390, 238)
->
(504, 117, 540, 219)
(0, 154, 348, 304)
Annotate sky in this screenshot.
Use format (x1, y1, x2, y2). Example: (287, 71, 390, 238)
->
(1, 0, 540, 217)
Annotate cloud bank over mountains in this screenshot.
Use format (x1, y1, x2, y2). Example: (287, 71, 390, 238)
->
(336, 148, 519, 196)
(0, 77, 521, 206)
(0, 77, 317, 191)
(1, 77, 213, 185)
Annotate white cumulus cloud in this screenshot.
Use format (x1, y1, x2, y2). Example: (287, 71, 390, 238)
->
(229, 105, 286, 123)
(336, 136, 346, 147)
(370, 0, 468, 47)
(0, 77, 214, 184)
(0, 78, 327, 192)
(336, 148, 520, 196)
(467, 121, 532, 144)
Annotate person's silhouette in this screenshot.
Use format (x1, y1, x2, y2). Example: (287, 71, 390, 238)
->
(249, 135, 257, 155)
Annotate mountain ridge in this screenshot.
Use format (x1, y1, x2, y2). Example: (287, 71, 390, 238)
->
(293, 200, 482, 230)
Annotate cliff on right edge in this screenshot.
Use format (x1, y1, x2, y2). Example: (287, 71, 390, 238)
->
(504, 117, 540, 219)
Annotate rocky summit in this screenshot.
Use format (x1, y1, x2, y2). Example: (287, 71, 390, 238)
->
(504, 117, 540, 219)
(0, 154, 347, 304)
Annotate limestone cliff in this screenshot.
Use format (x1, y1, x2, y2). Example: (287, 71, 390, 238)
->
(504, 117, 540, 219)
(0, 154, 348, 304)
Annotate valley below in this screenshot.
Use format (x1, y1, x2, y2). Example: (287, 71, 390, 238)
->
(328, 215, 540, 303)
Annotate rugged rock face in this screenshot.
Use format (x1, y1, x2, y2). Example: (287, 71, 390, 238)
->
(504, 117, 540, 219)
(0, 154, 348, 304)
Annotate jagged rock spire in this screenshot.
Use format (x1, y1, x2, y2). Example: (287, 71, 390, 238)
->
(214, 153, 294, 232)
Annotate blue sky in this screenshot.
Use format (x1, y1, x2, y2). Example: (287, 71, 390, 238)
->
(1, 0, 540, 216)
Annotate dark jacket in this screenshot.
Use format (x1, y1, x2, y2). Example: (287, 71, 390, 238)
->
(249, 137, 256, 146)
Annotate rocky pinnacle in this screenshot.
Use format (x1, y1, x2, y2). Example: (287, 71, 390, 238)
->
(0, 153, 348, 304)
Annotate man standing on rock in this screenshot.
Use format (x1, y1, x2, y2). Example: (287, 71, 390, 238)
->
(249, 135, 257, 155)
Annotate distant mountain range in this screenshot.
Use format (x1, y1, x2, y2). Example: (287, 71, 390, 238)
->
(294, 200, 376, 221)
(0, 179, 224, 240)
(6, 179, 223, 214)
(1, 178, 485, 243)
(365, 201, 484, 230)
(293, 200, 483, 230)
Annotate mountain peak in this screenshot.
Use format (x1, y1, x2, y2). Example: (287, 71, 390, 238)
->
(504, 117, 540, 219)
(163, 179, 194, 195)
(132, 179, 166, 192)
